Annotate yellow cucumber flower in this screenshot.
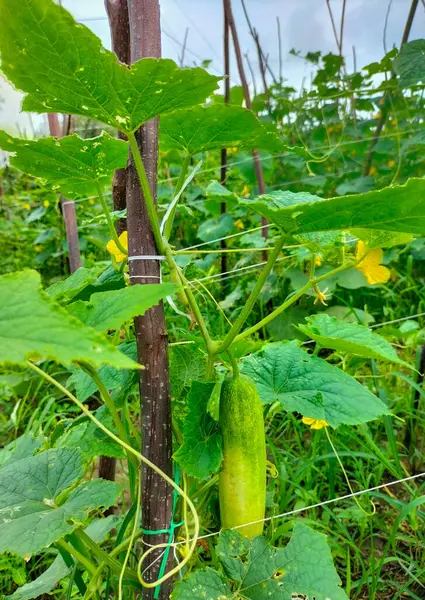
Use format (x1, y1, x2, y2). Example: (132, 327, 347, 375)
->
(302, 416, 329, 430)
(43, 200, 50, 208)
(106, 230, 128, 262)
(355, 240, 390, 285)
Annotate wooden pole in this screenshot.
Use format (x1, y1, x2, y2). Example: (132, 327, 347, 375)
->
(105, 0, 130, 235)
(223, 0, 268, 243)
(47, 114, 81, 273)
(220, 4, 230, 281)
(127, 1, 173, 598)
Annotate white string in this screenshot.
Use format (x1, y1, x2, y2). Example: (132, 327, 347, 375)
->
(371, 312, 425, 329)
(182, 224, 273, 251)
(190, 255, 292, 284)
(159, 470, 425, 547)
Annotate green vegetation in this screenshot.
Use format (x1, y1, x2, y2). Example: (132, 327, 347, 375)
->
(1, 0, 425, 599)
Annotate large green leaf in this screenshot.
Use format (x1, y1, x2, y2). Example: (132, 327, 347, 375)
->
(298, 314, 412, 368)
(242, 341, 389, 427)
(0, 434, 44, 468)
(7, 515, 119, 600)
(0, 132, 128, 199)
(0, 448, 121, 556)
(160, 105, 285, 156)
(174, 381, 222, 480)
(45, 267, 105, 303)
(67, 283, 175, 332)
(240, 179, 425, 235)
(172, 523, 348, 600)
(0, 0, 219, 133)
(393, 39, 425, 88)
(0, 270, 139, 369)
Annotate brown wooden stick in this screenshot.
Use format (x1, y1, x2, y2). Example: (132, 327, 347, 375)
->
(127, 1, 173, 598)
(47, 114, 81, 273)
(220, 3, 230, 281)
(224, 0, 268, 244)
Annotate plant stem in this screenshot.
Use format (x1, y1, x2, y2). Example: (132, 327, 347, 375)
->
(57, 539, 98, 576)
(163, 155, 191, 241)
(81, 364, 139, 473)
(216, 234, 286, 354)
(96, 181, 127, 255)
(227, 349, 239, 378)
(163, 241, 213, 349)
(75, 529, 139, 584)
(233, 258, 357, 344)
(127, 131, 163, 253)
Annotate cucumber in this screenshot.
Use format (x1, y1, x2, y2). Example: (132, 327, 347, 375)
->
(219, 374, 266, 537)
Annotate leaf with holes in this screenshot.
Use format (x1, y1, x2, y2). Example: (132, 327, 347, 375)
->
(0, 448, 121, 557)
(67, 283, 175, 331)
(240, 179, 425, 235)
(0, 131, 128, 199)
(174, 381, 222, 480)
(298, 314, 412, 368)
(160, 105, 287, 156)
(172, 523, 348, 600)
(0, 0, 219, 133)
(0, 270, 139, 369)
(242, 341, 389, 427)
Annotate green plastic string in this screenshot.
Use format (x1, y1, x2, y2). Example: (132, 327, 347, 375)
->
(141, 468, 183, 599)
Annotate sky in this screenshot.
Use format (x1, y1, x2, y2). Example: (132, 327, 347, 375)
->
(0, 0, 424, 135)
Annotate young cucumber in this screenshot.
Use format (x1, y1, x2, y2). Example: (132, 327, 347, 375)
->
(219, 374, 266, 537)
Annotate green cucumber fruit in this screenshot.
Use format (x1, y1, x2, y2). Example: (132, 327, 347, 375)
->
(219, 374, 266, 537)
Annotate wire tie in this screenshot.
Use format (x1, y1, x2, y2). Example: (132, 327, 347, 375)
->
(128, 255, 166, 261)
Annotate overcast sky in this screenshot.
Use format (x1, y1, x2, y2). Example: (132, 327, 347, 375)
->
(1, 0, 424, 134)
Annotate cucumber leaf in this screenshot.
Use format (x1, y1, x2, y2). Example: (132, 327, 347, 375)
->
(0, 270, 140, 369)
(45, 266, 105, 303)
(67, 283, 175, 332)
(172, 523, 348, 600)
(298, 314, 412, 368)
(0, 131, 128, 199)
(393, 39, 425, 88)
(349, 228, 413, 249)
(171, 569, 231, 600)
(0, 0, 219, 133)
(240, 178, 425, 235)
(68, 342, 138, 404)
(242, 341, 390, 427)
(0, 448, 121, 557)
(55, 406, 126, 460)
(7, 515, 119, 600)
(169, 345, 206, 401)
(160, 105, 286, 155)
(0, 434, 44, 468)
(7, 555, 71, 600)
(174, 381, 222, 480)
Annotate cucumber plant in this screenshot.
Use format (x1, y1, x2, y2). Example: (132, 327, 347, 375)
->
(0, 1, 425, 599)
